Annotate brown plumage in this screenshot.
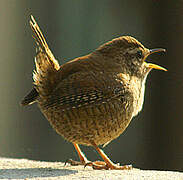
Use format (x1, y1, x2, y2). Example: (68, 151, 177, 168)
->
(21, 15, 166, 170)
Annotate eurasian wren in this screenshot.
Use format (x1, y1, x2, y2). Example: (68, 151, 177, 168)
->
(21, 16, 166, 170)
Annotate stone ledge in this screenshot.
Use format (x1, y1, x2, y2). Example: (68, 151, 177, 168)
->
(0, 157, 182, 179)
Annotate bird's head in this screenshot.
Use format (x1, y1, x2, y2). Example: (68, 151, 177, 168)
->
(95, 36, 167, 79)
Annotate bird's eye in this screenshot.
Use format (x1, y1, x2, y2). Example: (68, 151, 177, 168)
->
(136, 50, 143, 59)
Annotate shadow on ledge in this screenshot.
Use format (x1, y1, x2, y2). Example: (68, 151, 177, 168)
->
(0, 167, 78, 179)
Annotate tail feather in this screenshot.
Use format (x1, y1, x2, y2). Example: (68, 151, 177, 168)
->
(21, 88, 38, 106)
(30, 15, 59, 70)
(30, 15, 60, 97)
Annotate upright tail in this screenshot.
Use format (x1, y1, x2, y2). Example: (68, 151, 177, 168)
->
(21, 15, 60, 106)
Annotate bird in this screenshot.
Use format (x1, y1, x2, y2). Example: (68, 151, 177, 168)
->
(21, 15, 167, 170)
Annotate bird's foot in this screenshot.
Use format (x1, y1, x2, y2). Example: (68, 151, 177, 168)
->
(85, 161, 132, 170)
(65, 158, 89, 166)
(65, 143, 91, 166)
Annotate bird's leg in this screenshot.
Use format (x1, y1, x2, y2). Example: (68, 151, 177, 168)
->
(85, 142, 132, 170)
(65, 143, 90, 166)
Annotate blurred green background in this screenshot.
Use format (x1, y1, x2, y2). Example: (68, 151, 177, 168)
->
(0, 0, 183, 171)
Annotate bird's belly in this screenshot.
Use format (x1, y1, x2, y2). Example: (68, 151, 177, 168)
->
(42, 99, 133, 146)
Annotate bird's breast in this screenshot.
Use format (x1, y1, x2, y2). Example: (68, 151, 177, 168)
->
(130, 77, 146, 117)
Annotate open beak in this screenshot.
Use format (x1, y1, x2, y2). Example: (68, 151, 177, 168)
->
(145, 48, 167, 71)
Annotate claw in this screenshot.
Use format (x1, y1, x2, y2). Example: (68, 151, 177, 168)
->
(64, 159, 84, 166)
(64, 159, 71, 166)
(84, 161, 108, 170)
(84, 161, 132, 170)
(84, 161, 104, 169)
(118, 164, 132, 170)
(84, 162, 91, 168)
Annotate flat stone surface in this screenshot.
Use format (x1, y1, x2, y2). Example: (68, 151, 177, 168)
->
(0, 157, 182, 179)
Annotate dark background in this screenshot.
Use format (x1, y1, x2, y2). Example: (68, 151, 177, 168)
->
(1, 0, 183, 171)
